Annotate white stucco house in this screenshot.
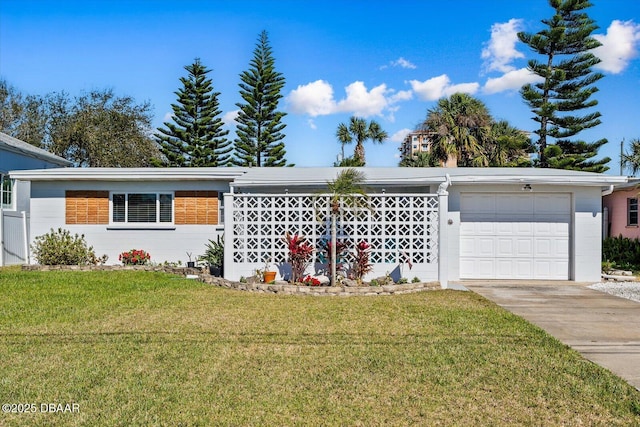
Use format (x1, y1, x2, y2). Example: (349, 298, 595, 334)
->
(9, 166, 625, 286)
(1, 132, 72, 265)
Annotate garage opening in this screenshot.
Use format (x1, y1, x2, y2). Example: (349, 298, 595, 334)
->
(460, 193, 570, 280)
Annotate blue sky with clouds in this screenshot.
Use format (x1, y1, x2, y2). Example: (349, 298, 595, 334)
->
(1, 1, 639, 173)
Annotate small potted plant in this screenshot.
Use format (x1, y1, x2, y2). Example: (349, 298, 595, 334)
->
(186, 252, 195, 268)
(199, 236, 224, 277)
(262, 256, 277, 283)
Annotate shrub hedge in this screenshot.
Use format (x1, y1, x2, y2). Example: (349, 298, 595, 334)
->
(602, 235, 640, 271)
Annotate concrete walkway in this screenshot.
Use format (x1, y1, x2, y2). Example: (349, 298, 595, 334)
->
(459, 281, 640, 391)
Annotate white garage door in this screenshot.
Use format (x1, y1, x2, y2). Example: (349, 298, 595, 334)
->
(460, 193, 570, 280)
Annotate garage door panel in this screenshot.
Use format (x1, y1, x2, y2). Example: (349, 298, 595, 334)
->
(460, 236, 495, 257)
(534, 259, 568, 280)
(460, 193, 570, 280)
(496, 221, 533, 235)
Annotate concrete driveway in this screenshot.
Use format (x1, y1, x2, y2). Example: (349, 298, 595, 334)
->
(459, 281, 640, 391)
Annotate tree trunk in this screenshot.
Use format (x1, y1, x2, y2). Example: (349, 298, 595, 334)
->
(331, 213, 337, 286)
(354, 142, 365, 164)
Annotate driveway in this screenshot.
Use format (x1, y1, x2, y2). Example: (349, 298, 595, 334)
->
(459, 281, 640, 391)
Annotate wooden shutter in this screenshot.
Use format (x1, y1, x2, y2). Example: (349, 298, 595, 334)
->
(174, 191, 219, 225)
(65, 191, 109, 224)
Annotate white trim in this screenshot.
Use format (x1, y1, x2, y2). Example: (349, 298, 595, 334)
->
(110, 191, 174, 225)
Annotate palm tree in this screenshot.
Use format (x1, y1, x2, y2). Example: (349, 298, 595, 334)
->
(321, 168, 370, 286)
(422, 93, 492, 167)
(336, 116, 388, 165)
(399, 151, 439, 167)
(487, 120, 534, 167)
(622, 139, 640, 176)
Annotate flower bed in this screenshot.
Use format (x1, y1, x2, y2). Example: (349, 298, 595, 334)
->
(21, 264, 440, 296)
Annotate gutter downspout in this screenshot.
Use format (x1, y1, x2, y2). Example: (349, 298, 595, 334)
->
(601, 185, 614, 240)
(601, 184, 614, 197)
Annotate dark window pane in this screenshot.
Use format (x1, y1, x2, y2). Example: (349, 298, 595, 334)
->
(159, 194, 172, 223)
(631, 212, 638, 226)
(128, 194, 156, 222)
(113, 194, 125, 222)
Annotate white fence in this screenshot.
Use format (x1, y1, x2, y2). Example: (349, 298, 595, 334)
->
(226, 193, 440, 282)
(1, 210, 29, 266)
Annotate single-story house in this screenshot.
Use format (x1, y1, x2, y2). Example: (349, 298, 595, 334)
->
(602, 179, 640, 239)
(1, 132, 72, 266)
(9, 167, 625, 286)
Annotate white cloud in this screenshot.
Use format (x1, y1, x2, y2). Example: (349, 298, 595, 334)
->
(391, 128, 412, 143)
(307, 119, 317, 130)
(336, 81, 390, 117)
(223, 110, 240, 126)
(287, 80, 412, 118)
(481, 18, 525, 73)
(409, 74, 479, 101)
(163, 112, 172, 122)
(287, 80, 336, 116)
(593, 20, 640, 74)
(483, 68, 543, 94)
(391, 57, 417, 69)
(389, 90, 413, 103)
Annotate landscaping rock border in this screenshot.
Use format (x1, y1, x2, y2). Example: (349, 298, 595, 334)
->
(21, 264, 441, 296)
(201, 276, 441, 296)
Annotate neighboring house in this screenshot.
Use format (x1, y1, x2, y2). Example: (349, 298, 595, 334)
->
(602, 179, 640, 239)
(10, 167, 625, 286)
(1, 132, 72, 266)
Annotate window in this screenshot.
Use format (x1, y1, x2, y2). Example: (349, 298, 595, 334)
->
(628, 198, 638, 226)
(1, 174, 13, 208)
(112, 193, 173, 224)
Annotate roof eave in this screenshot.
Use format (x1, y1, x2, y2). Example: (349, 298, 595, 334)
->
(9, 168, 247, 181)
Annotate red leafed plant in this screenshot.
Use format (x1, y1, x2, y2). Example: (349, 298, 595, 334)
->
(119, 249, 151, 265)
(352, 240, 373, 282)
(284, 232, 314, 283)
(302, 275, 322, 286)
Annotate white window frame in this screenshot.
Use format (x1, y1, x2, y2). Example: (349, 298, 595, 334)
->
(110, 192, 174, 225)
(1, 173, 13, 210)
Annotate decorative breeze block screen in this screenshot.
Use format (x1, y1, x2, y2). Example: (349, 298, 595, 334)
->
(231, 193, 438, 267)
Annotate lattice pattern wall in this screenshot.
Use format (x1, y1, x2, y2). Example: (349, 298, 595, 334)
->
(231, 193, 439, 274)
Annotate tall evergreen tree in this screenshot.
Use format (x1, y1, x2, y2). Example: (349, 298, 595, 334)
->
(233, 31, 288, 167)
(518, 0, 609, 172)
(155, 58, 231, 167)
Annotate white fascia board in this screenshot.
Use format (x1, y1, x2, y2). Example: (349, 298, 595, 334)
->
(449, 174, 627, 186)
(233, 178, 446, 188)
(9, 168, 248, 181)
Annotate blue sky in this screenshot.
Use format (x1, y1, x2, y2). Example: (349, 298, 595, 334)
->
(1, 1, 639, 174)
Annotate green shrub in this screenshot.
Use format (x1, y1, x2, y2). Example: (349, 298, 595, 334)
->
(32, 228, 105, 265)
(412, 277, 421, 283)
(397, 277, 408, 284)
(602, 235, 640, 271)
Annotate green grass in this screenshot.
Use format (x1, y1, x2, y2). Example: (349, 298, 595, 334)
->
(0, 267, 639, 426)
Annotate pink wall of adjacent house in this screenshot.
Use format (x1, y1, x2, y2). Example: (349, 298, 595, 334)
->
(603, 186, 640, 239)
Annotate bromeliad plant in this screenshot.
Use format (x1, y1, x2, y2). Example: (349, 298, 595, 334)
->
(284, 232, 314, 283)
(352, 240, 373, 283)
(119, 249, 151, 265)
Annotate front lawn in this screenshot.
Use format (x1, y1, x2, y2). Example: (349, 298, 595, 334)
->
(1, 268, 639, 426)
